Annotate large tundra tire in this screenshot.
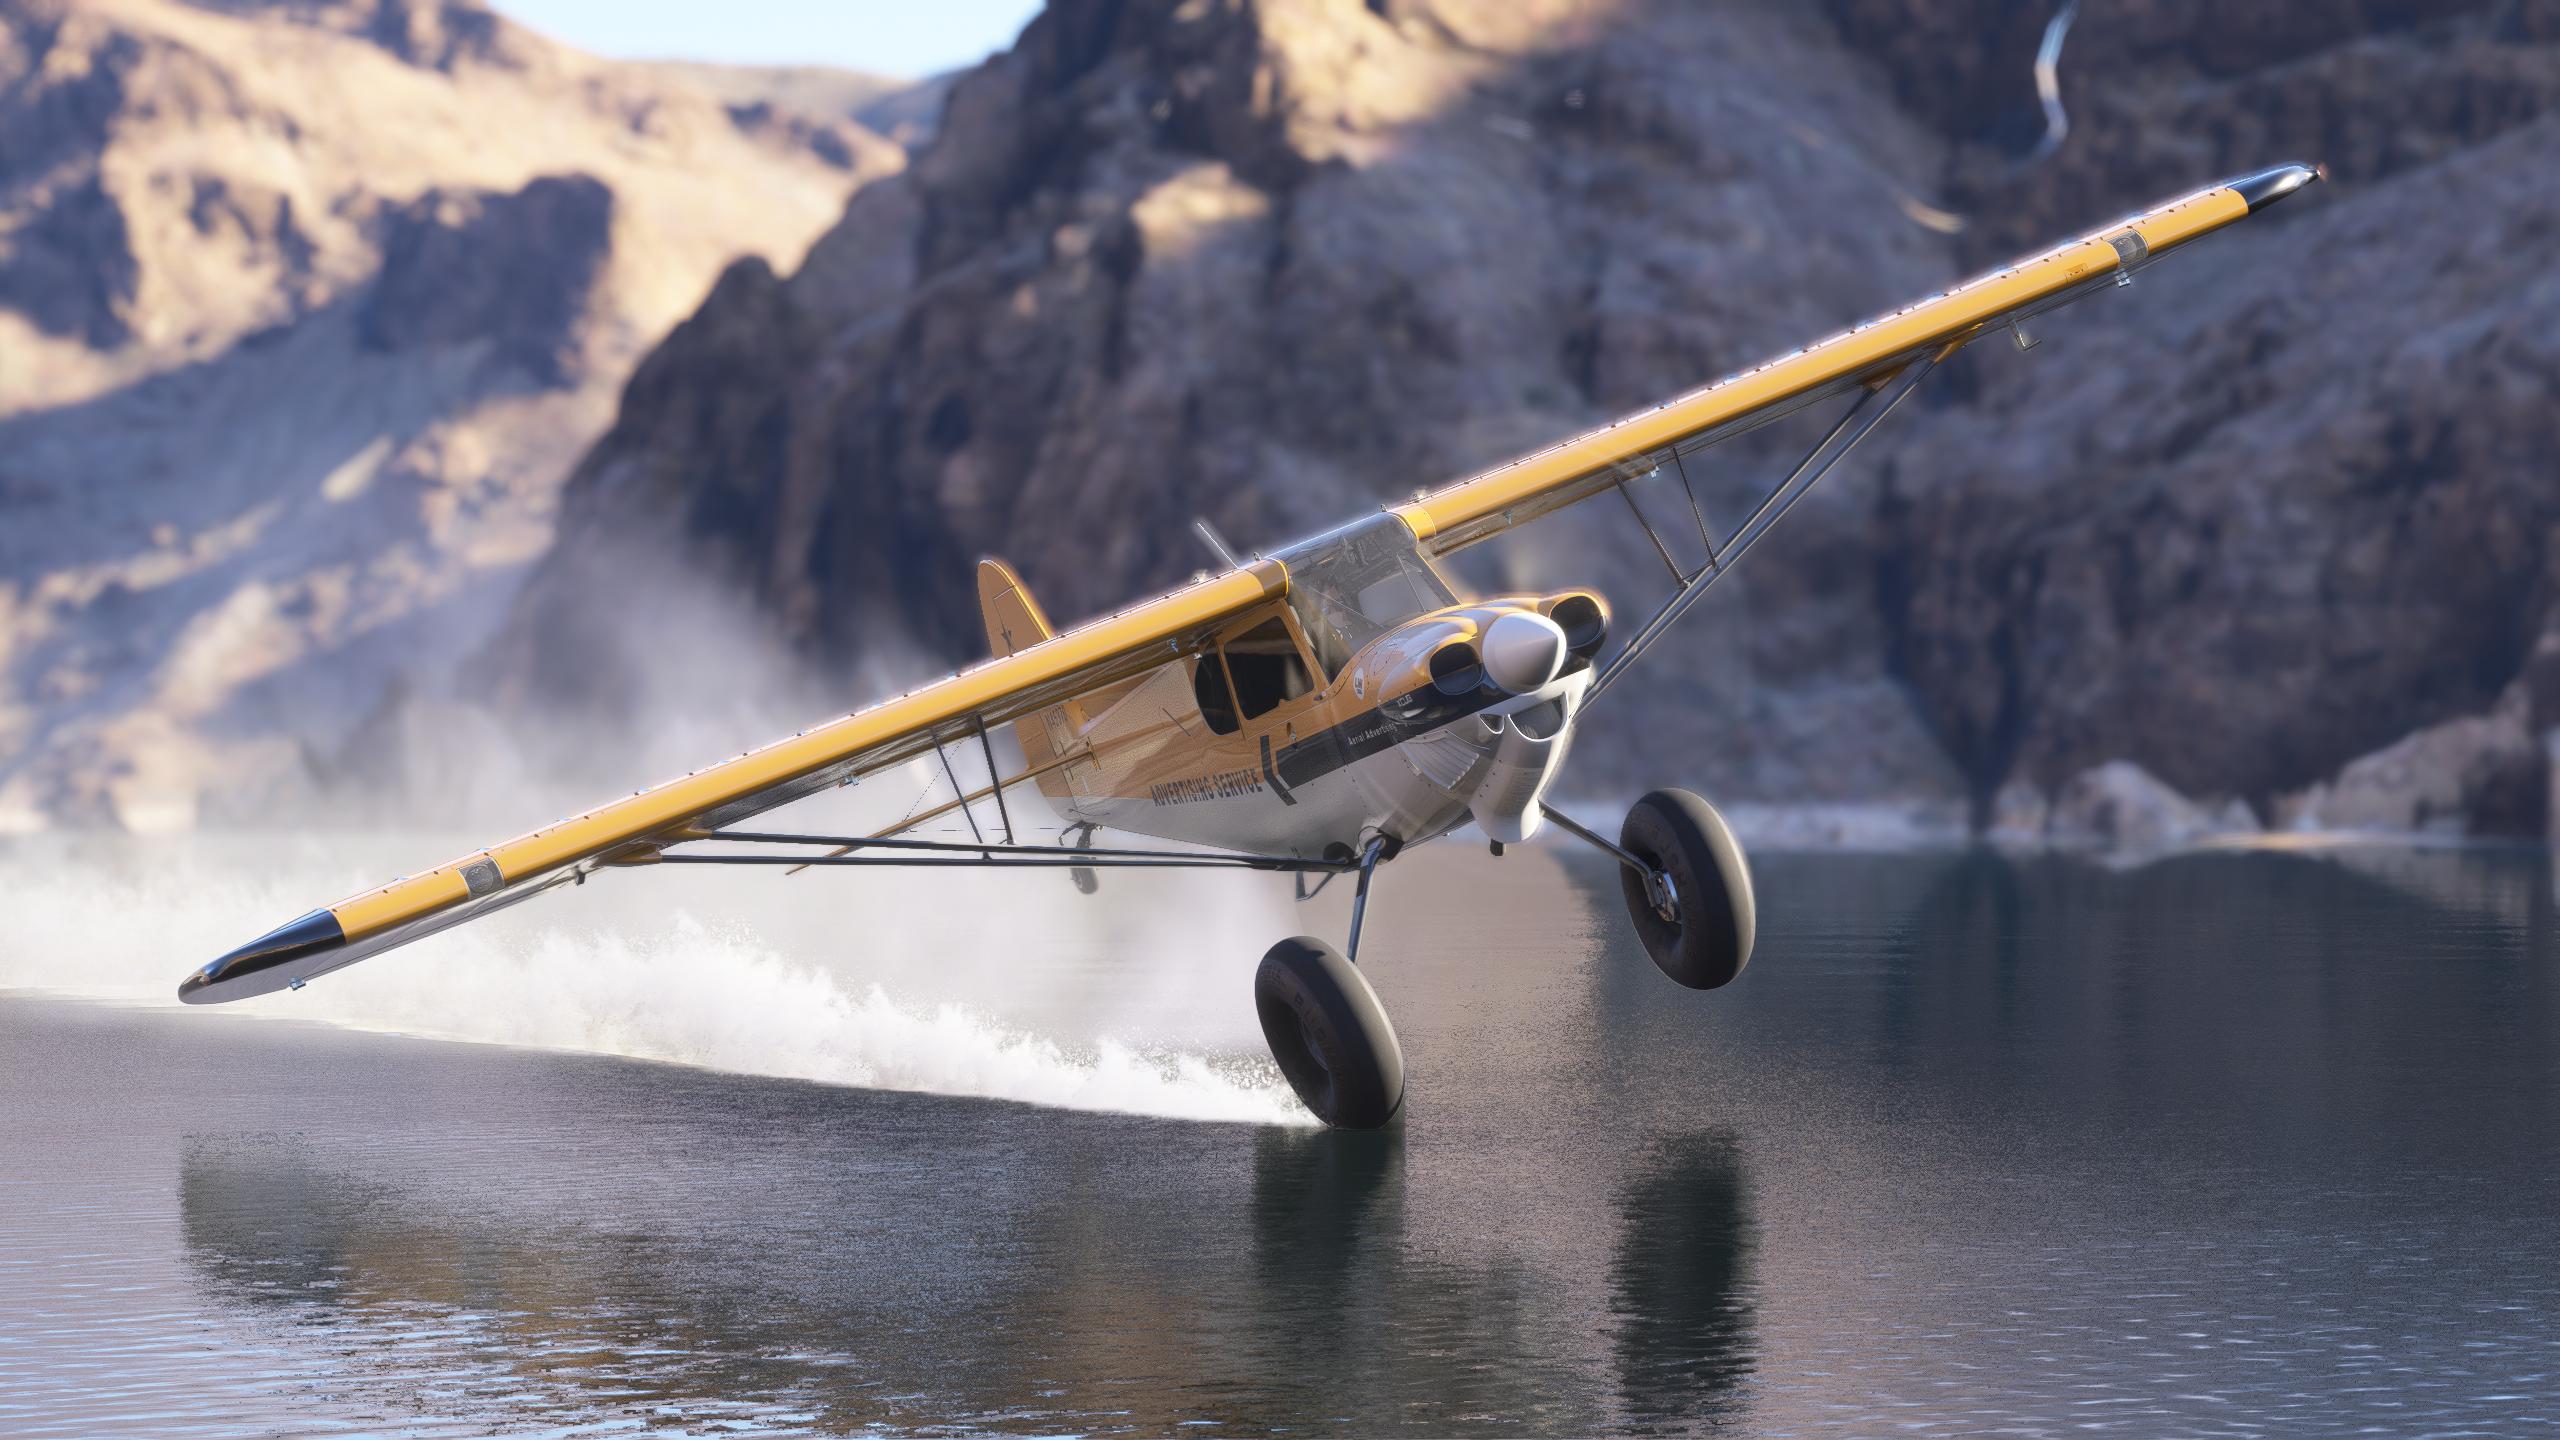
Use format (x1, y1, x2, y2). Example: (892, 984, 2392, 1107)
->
(1254, 936, 1404, 1129)
(1619, 788, 1756, 990)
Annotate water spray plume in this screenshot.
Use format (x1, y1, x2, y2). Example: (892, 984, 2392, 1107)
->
(1, 836, 1311, 1125)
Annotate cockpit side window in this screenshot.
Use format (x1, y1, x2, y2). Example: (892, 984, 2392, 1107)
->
(1223, 617, 1312, 720)
(1192, 653, 1240, 735)
(1278, 514, 1461, 679)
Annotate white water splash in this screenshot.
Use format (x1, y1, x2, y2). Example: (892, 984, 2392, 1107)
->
(0, 834, 1310, 1125)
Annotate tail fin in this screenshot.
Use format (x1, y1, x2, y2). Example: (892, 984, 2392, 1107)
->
(978, 558, 1054, 657)
(979, 559, 1080, 800)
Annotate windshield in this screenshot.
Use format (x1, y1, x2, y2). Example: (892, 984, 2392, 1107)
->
(1275, 513, 1460, 679)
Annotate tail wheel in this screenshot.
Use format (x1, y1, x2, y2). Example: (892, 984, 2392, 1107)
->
(1255, 936, 1405, 1129)
(1619, 788, 1756, 990)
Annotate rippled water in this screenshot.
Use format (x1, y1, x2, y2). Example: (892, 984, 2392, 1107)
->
(4, 842, 2556, 1435)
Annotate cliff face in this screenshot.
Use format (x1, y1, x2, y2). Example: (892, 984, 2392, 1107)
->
(1878, 118, 2560, 820)
(0, 0, 903, 829)
(1839, 0, 2560, 828)
(498, 0, 1973, 806)
(429, 0, 2560, 835)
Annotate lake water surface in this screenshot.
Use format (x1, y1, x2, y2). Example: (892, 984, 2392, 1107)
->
(4, 841, 2556, 1436)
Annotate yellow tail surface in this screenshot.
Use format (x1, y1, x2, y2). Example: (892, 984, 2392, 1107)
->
(978, 558, 1054, 659)
(978, 559, 1078, 796)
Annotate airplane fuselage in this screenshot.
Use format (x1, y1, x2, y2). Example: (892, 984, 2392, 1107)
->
(1038, 594, 1600, 860)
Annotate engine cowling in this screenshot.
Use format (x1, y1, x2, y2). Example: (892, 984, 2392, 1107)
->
(1480, 611, 1566, 693)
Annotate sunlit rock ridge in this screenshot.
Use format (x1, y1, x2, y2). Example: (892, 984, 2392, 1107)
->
(0, 0, 903, 829)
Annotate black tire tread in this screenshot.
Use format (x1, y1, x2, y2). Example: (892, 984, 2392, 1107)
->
(1618, 789, 1756, 990)
(1255, 937, 1404, 1129)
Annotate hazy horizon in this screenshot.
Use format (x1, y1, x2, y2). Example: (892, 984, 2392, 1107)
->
(490, 0, 1043, 79)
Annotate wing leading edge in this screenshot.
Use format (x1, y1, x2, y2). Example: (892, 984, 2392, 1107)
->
(181, 562, 1287, 1003)
(1390, 164, 2320, 556)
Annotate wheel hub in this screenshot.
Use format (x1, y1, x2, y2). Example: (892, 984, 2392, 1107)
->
(1645, 869, 1680, 925)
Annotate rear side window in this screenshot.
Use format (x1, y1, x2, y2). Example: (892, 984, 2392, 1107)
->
(1193, 654, 1240, 735)
(1223, 618, 1311, 720)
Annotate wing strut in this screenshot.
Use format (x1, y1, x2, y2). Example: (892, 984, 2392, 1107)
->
(971, 716, 1015, 846)
(934, 741, 987, 853)
(1585, 349, 1942, 709)
(1669, 446, 1724, 578)
(1617, 474, 1688, 585)
(623, 828, 1351, 874)
(1615, 442, 1732, 589)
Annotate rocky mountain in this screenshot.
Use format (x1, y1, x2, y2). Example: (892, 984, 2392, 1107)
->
(1853, 0, 2560, 832)
(16, 0, 2554, 844)
(0, 0, 904, 829)
(493, 0, 1975, 813)
(496, 0, 2560, 842)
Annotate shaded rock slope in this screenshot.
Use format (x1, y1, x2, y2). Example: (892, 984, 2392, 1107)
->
(1853, 0, 2560, 831)
(0, 0, 903, 829)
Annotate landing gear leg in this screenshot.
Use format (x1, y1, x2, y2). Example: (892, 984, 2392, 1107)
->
(1342, 835, 1389, 963)
(1255, 835, 1404, 1129)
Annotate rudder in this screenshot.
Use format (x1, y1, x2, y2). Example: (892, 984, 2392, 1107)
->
(978, 558, 1054, 658)
(978, 559, 1078, 800)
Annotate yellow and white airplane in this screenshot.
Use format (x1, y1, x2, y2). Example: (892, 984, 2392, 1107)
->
(183, 164, 2320, 1127)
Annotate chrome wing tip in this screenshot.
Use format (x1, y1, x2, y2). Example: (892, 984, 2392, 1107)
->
(180, 909, 345, 1004)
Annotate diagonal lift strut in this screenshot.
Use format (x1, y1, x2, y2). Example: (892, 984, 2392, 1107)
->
(1584, 352, 1940, 710)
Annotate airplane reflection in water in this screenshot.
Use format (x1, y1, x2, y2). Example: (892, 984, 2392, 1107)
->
(1609, 1134, 1755, 1429)
(178, 1123, 1759, 1436)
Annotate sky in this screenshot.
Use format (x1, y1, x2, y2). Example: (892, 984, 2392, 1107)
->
(492, 0, 1047, 79)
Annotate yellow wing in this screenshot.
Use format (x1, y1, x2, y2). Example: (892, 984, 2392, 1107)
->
(1392, 165, 2319, 555)
(183, 561, 1287, 1003)
(183, 164, 2316, 1004)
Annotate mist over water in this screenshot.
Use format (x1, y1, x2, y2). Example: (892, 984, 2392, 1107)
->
(0, 828, 1309, 1124)
(16, 554, 1322, 1122)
